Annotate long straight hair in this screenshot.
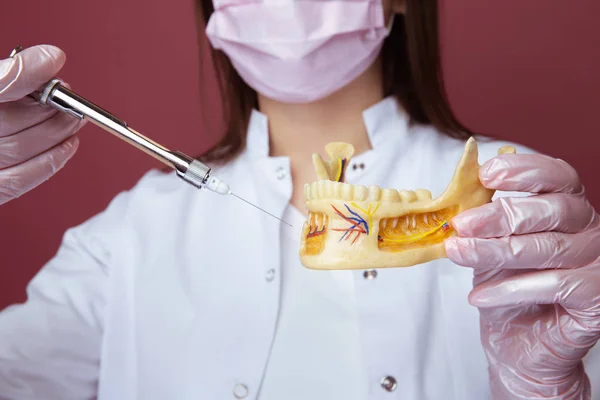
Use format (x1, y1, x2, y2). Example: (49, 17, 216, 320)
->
(197, 0, 471, 163)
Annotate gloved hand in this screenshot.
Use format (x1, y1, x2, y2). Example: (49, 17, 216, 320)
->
(445, 153, 600, 399)
(0, 45, 85, 205)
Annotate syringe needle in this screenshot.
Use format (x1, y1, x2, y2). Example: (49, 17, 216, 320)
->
(230, 192, 293, 227)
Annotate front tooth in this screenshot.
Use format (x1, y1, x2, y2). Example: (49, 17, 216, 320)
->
(309, 212, 315, 227)
(317, 181, 326, 198)
(342, 183, 354, 201)
(423, 214, 429, 224)
(382, 188, 401, 202)
(415, 189, 432, 200)
(316, 213, 322, 229)
(381, 219, 387, 229)
(368, 185, 382, 201)
(311, 182, 319, 199)
(391, 218, 399, 229)
(403, 216, 410, 229)
(333, 182, 343, 198)
(411, 215, 417, 229)
(333, 182, 344, 199)
(304, 184, 311, 200)
(324, 181, 333, 198)
(399, 190, 417, 203)
(354, 185, 368, 201)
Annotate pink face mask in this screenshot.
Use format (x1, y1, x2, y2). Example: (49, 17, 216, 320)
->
(205, 0, 392, 104)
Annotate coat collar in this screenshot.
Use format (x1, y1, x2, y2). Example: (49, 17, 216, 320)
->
(245, 96, 410, 159)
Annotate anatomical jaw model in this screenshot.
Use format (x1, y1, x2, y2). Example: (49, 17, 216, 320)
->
(299, 138, 515, 270)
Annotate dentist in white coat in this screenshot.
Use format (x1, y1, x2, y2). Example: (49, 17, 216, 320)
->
(2, 0, 600, 399)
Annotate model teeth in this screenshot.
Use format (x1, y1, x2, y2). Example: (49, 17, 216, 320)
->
(415, 189, 432, 200)
(342, 183, 354, 200)
(311, 182, 319, 199)
(317, 181, 326, 198)
(333, 182, 343, 197)
(382, 189, 401, 202)
(354, 185, 368, 201)
(399, 190, 418, 203)
(303, 182, 434, 202)
(368, 185, 382, 201)
(324, 181, 333, 197)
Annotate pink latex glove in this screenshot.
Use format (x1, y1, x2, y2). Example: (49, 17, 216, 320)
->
(445, 153, 600, 399)
(0, 45, 85, 205)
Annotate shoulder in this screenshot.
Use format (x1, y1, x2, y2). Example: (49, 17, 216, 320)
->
(407, 122, 540, 162)
(69, 155, 249, 255)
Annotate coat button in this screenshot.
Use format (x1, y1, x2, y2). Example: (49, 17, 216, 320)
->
(233, 383, 249, 398)
(275, 166, 286, 180)
(380, 376, 397, 392)
(363, 269, 377, 280)
(265, 269, 276, 282)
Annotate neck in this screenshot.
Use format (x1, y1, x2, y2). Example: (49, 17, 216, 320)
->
(259, 58, 385, 159)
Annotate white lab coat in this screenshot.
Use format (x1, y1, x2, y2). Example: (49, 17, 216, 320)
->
(1, 97, 599, 400)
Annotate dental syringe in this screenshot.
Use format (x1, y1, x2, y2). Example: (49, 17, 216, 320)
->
(9, 46, 291, 227)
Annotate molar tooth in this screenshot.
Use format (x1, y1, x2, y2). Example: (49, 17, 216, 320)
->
(382, 188, 401, 202)
(311, 182, 319, 199)
(399, 190, 418, 203)
(381, 219, 387, 229)
(342, 183, 354, 201)
(415, 189, 433, 200)
(333, 182, 343, 198)
(354, 185, 368, 201)
(368, 185, 382, 201)
(309, 212, 315, 227)
(316, 213, 322, 229)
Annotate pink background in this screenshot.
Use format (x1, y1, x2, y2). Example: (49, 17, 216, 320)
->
(1, 0, 599, 308)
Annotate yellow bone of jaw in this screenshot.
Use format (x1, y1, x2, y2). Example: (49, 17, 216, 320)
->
(381, 221, 450, 244)
(312, 142, 355, 181)
(350, 202, 380, 235)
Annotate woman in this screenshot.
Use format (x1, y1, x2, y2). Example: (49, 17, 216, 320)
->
(1, 0, 599, 398)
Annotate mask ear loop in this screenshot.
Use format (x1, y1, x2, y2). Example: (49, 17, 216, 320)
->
(365, 11, 396, 40)
(386, 13, 396, 34)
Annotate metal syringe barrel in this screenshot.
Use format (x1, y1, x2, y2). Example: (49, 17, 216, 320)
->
(30, 79, 212, 189)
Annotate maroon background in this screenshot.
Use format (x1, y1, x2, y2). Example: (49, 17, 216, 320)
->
(1, 0, 599, 309)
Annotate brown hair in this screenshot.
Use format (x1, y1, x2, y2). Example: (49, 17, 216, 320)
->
(197, 0, 471, 163)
